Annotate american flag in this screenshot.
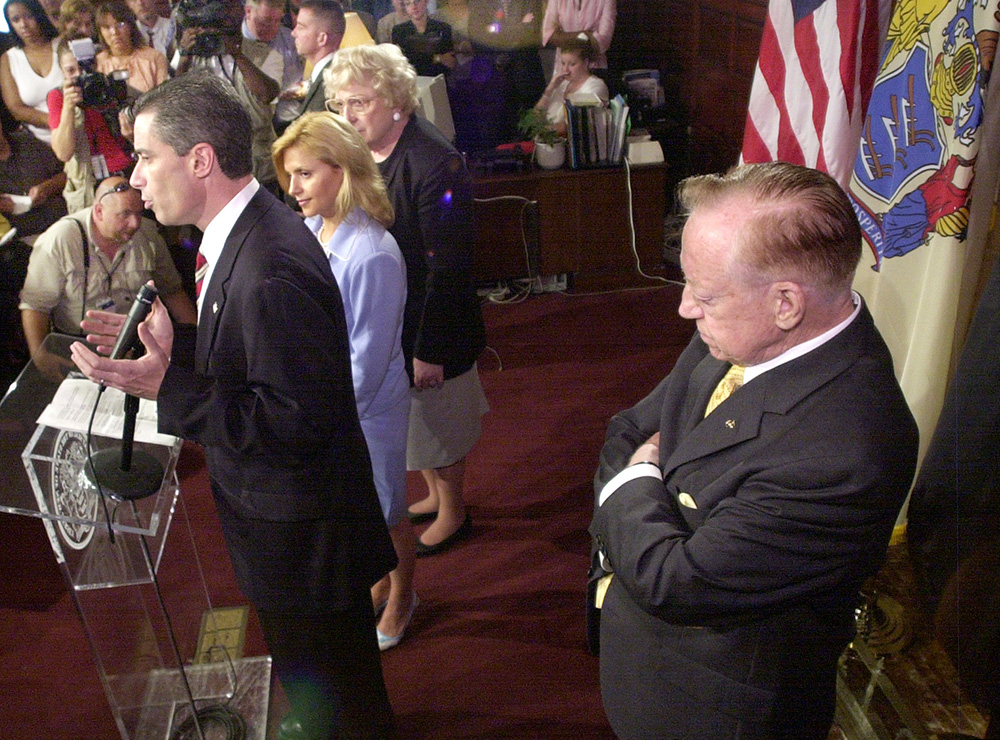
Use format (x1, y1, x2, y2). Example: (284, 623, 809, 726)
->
(741, 0, 891, 188)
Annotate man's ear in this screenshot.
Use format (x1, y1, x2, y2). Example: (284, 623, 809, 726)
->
(772, 281, 805, 331)
(188, 142, 216, 179)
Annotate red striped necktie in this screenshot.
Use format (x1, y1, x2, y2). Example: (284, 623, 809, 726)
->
(195, 251, 208, 298)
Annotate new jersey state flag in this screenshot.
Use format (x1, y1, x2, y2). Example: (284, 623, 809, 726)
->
(742, 0, 892, 188)
(849, 0, 1000, 512)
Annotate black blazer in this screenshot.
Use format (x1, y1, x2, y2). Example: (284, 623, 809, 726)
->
(158, 187, 395, 611)
(590, 304, 919, 739)
(378, 116, 486, 381)
(392, 18, 453, 77)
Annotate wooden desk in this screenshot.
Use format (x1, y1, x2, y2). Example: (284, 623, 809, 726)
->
(472, 163, 668, 290)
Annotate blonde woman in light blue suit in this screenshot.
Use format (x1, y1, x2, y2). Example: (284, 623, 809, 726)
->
(274, 111, 419, 652)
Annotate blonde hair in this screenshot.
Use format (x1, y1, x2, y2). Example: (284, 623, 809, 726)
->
(323, 43, 420, 116)
(273, 111, 395, 228)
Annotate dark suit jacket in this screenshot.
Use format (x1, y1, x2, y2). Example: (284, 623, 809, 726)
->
(158, 187, 396, 612)
(392, 18, 453, 77)
(299, 58, 332, 117)
(590, 303, 918, 740)
(378, 115, 486, 381)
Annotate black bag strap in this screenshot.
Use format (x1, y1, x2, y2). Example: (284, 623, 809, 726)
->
(65, 216, 89, 330)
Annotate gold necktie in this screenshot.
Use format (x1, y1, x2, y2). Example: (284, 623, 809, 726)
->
(705, 364, 745, 417)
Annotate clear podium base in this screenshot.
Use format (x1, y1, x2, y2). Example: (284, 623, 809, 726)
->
(128, 655, 271, 740)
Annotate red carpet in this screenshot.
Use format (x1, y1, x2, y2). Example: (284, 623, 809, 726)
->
(0, 283, 692, 739)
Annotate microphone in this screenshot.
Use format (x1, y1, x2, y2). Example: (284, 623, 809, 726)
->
(87, 281, 163, 500)
(110, 283, 159, 360)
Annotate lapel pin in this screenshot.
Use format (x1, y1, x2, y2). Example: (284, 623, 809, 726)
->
(212, 301, 219, 314)
(726, 419, 735, 429)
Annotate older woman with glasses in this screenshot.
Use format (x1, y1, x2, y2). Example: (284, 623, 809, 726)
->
(273, 111, 418, 651)
(325, 44, 487, 562)
(94, 0, 168, 94)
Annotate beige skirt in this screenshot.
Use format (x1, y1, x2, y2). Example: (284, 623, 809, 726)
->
(406, 364, 489, 470)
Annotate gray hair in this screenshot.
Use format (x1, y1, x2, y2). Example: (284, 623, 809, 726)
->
(324, 44, 420, 116)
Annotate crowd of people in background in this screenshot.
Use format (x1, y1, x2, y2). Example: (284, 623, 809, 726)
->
(2, 0, 617, 235)
(0, 0, 618, 342)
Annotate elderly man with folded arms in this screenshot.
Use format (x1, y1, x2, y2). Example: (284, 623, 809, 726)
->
(591, 162, 919, 740)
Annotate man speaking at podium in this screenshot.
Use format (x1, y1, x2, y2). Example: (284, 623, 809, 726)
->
(590, 162, 919, 740)
(70, 72, 397, 740)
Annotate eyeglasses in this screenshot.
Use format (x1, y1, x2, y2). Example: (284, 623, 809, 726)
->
(325, 96, 376, 115)
(99, 182, 132, 202)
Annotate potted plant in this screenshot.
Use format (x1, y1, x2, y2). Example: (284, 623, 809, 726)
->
(518, 108, 566, 170)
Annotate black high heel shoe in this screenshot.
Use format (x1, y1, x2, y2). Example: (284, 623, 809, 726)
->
(415, 513, 472, 557)
(407, 509, 437, 524)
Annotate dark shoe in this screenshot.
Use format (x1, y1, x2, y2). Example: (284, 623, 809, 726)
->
(407, 509, 437, 524)
(415, 513, 472, 557)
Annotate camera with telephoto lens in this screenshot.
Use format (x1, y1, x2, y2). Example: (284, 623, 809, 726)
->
(174, 0, 233, 56)
(68, 38, 129, 108)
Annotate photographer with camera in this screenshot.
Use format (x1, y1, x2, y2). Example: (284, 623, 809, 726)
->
(49, 35, 135, 211)
(173, 0, 280, 190)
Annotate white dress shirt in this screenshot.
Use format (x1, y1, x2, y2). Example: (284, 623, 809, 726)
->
(196, 179, 260, 321)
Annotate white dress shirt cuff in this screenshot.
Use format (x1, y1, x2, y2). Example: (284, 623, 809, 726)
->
(598, 462, 661, 506)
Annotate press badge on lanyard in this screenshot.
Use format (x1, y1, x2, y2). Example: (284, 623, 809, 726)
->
(92, 154, 110, 180)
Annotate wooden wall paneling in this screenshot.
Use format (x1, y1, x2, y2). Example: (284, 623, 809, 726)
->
(686, 0, 766, 175)
(472, 179, 540, 284)
(470, 165, 667, 288)
(606, 0, 767, 179)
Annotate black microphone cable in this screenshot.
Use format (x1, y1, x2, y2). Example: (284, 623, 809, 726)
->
(85, 382, 116, 545)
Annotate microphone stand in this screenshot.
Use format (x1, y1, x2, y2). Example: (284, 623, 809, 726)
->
(86, 348, 163, 501)
(121, 392, 139, 472)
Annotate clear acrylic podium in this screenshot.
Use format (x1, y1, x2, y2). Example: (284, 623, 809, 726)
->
(0, 334, 270, 739)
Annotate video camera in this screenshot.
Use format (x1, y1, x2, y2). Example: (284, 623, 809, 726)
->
(68, 38, 129, 109)
(174, 0, 233, 57)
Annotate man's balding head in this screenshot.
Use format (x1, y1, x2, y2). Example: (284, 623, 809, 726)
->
(93, 177, 144, 246)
